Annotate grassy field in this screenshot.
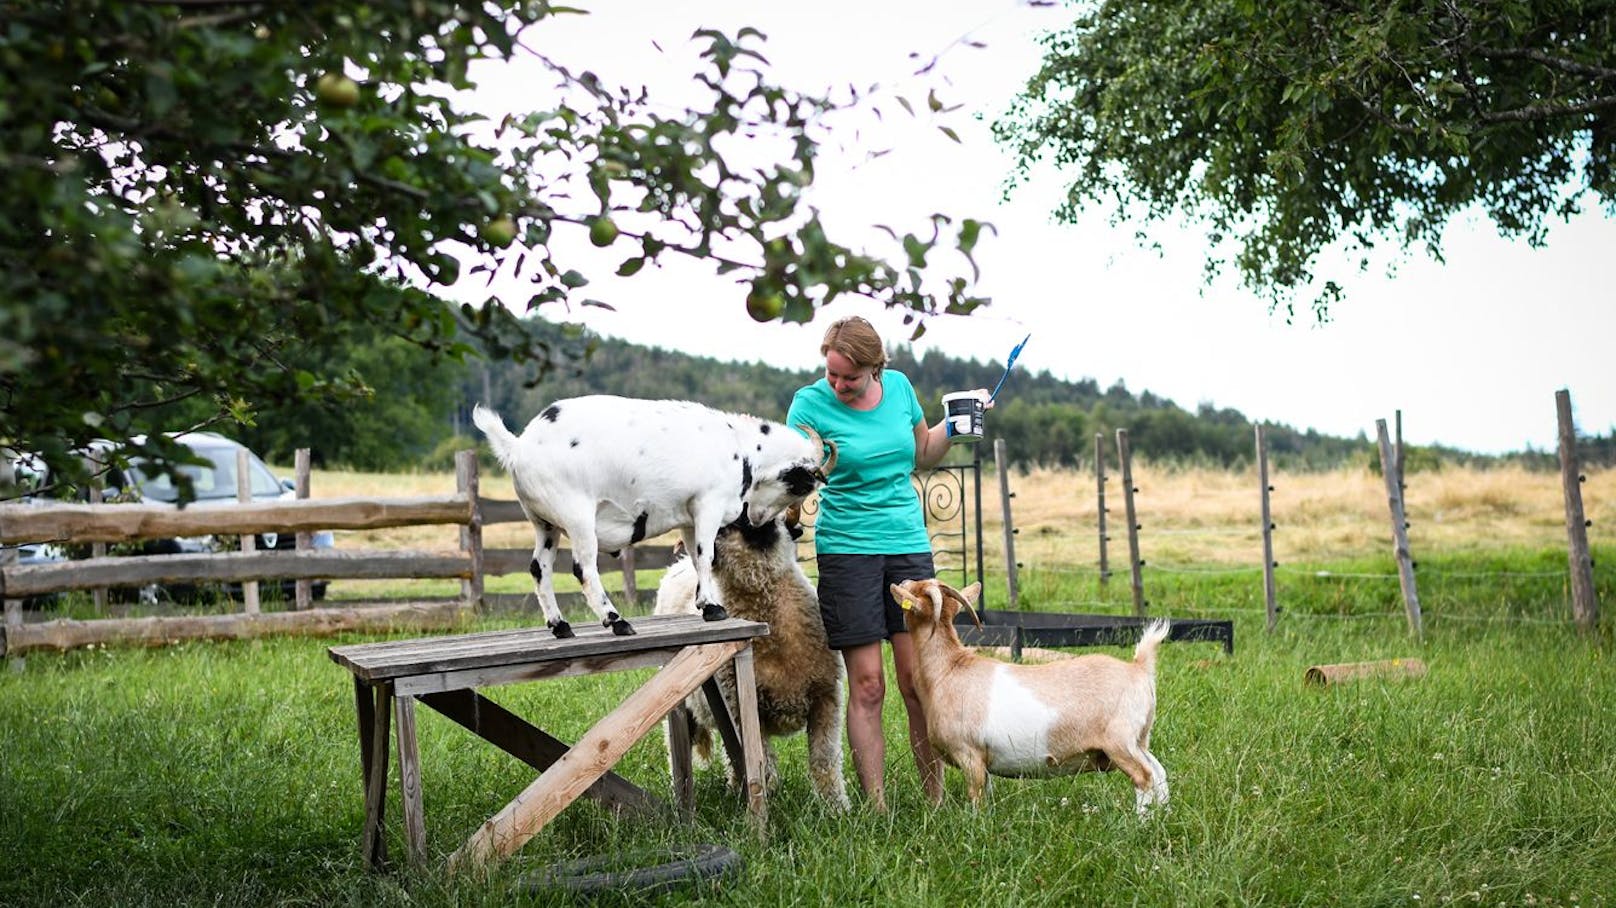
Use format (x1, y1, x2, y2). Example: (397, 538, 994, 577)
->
(2, 463, 1613, 905)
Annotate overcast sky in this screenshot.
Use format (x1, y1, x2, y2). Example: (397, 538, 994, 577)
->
(457, 1, 1615, 456)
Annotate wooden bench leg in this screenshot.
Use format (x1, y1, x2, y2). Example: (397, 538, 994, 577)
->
(731, 644, 768, 833)
(394, 694, 427, 866)
(666, 704, 695, 818)
(357, 680, 392, 870)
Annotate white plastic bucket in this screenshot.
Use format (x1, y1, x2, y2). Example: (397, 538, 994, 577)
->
(942, 391, 985, 443)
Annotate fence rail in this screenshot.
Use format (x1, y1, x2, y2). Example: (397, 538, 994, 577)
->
(0, 452, 667, 657)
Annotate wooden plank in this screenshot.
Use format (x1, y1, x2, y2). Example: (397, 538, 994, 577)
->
(417, 689, 658, 816)
(345, 619, 766, 681)
(477, 497, 527, 526)
(4, 601, 470, 655)
(481, 545, 680, 578)
(394, 648, 674, 697)
(328, 615, 769, 683)
(4, 549, 472, 597)
(447, 640, 745, 873)
(0, 495, 472, 545)
(395, 696, 427, 866)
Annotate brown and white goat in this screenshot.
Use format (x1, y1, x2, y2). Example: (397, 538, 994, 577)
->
(654, 510, 848, 810)
(891, 578, 1170, 815)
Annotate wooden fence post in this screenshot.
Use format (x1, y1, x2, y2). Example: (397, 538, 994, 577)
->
(236, 448, 260, 615)
(1375, 419, 1422, 639)
(294, 448, 312, 611)
(1115, 428, 1146, 617)
(1555, 389, 1600, 633)
(992, 438, 1020, 610)
(1394, 409, 1407, 515)
(456, 450, 484, 609)
(89, 480, 109, 613)
(1256, 424, 1279, 633)
(2, 546, 21, 668)
(1095, 432, 1111, 584)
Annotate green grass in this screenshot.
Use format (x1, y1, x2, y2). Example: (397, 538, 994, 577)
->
(3, 549, 1614, 906)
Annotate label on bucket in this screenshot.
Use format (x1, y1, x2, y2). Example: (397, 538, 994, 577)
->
(942, 392, 985, 443)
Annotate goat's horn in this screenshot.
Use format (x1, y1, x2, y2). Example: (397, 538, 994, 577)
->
(940, 582, 982, 628)
(799, 425, 837, 477)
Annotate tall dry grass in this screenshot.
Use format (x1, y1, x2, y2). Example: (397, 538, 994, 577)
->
(991, 461, 1612, 570)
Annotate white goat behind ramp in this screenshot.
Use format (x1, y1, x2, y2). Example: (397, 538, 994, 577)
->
(473, 397, 835, 638)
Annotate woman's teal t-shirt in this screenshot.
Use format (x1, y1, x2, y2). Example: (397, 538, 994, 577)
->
(786, 369, 931, 555)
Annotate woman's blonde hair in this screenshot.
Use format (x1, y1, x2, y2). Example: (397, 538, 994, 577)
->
(820, 316, 887, 377)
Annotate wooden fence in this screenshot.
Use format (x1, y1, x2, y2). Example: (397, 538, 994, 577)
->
(1059, 387, 1603, 637)
(0, 452, 676, 657)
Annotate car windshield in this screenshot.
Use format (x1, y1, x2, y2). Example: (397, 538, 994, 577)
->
(130, 444, 282, 503)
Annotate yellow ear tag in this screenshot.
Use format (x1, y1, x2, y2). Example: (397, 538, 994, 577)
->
(900, 599, 914, 611)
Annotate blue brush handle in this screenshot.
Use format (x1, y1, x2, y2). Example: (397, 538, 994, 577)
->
(988, 334, 1031, 403)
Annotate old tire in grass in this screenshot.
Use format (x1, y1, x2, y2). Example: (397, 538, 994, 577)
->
(518, 843, 742, 895)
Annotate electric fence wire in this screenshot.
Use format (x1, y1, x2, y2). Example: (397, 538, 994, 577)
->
(1153, 600, 1576, 626)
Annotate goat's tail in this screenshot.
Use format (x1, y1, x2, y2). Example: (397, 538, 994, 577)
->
(1133, 619, 1171, 673)
(471, 403, 518, 470)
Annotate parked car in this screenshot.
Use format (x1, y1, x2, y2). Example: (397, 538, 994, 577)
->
(9, 432, 333, 604)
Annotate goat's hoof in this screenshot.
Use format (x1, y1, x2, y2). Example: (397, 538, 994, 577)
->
(610, 618, 637, 636)
(701, 603, 729, 622)
(550, 620, 575, 639)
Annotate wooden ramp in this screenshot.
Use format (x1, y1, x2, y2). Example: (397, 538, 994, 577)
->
(329, 614, 771, 873)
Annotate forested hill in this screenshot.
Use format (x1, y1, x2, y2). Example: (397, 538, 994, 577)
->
(469, 327, 1376, 471)
(227, 318, 1582, 473)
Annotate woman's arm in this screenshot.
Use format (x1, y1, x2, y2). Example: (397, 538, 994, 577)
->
(914, 418, 952, 470)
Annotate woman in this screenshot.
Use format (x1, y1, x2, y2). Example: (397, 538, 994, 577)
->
(786, 315, 989, 810)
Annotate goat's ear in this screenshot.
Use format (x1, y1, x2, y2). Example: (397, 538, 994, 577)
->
(890, 583, 918, 616)
(960, 581, 983, 606)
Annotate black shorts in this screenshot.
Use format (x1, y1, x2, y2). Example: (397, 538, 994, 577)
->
(816, 552, 936, 649)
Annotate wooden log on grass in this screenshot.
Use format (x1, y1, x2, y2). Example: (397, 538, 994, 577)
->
(1304, 659, 1428, 687)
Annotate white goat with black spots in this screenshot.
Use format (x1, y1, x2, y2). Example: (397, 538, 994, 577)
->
(654, 509, 848, 809)
(472, 396, 836, 638)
